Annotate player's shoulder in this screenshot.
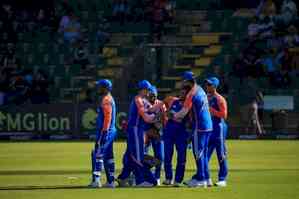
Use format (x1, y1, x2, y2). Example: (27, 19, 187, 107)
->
(163, 96, 179, 107)
(134, 95, 144, 106)
(134, 95, 142, 101)
(215, 93, 227, 103)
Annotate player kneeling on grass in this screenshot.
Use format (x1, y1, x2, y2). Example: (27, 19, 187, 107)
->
(205, 77, 228, 187)
(89, 79, 117, 188)
(117, 80, 158, 187)
(162, 88, 189, 187)
(144, 85, 166, 186)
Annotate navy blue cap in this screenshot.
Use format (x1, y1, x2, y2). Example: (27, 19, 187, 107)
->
(182, 71, 195, 81)
(149, 85, 158, 96)
(205, 77, 220, 88)
(137, 80, 152, 90)
(96, 79, 112, 91)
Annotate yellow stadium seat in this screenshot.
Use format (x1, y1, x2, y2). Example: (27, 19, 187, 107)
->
(102, 47, 118, 58)
(204, 45, 222, 56)
(192, 68, 205, 76)
(192, 35, 219, 45)
(179, 54, 200, 59)
(161, 76, 181, 81)
(107, 57, 123, 66)
(97, 68, 114, 77)
(195, 57, 212, 66)
(173, 65, 191, 70)
(289, 47, 299, 53)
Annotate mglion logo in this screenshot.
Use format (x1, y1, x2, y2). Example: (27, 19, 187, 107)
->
(81, 109, 97, 130)
(0, 111, 70, 131)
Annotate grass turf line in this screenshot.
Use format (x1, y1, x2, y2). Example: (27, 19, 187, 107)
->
(0, 140, 298, 199)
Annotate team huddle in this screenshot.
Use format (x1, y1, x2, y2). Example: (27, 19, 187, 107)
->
(88, 71, 228, 188)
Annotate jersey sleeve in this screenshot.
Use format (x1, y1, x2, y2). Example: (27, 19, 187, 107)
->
(161, 102, 167, 113)
(160, 101, 168, 126)
(101, 96, 113, 131)
(183, 91, 194, 110)
(163, 96, 175, 109)
(135, 96, 155, 123)
(210, 95, 228, 119)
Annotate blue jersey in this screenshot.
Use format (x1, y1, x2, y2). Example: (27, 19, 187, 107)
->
(128, 95, 154, 129)
(96, 94, 116, 132)
(184, 85, 213, 132)
(165, 98, 186, 129)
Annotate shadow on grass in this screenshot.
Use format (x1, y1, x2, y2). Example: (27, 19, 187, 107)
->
(0, 185, 196, 191)
(0, 185, 88, 191)
(0, 168, 298, 176)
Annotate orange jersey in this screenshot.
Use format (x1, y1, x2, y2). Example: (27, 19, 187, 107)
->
(208, 92, 228, 124)
(97, 94, 116, 132)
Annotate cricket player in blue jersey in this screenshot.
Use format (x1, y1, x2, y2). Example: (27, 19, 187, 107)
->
(117, 80, 158, 187)
(172, 71, 213, 188)
(205, 77, 228, 187)
(89, 79, 117, 188)
(162, 88, 189, 187)
(144, 85, 166, 186)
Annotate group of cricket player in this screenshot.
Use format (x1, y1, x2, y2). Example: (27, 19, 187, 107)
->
(88, 71, 228, 188)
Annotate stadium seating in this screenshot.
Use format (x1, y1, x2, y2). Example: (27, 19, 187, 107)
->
(9, 0, 298, 131)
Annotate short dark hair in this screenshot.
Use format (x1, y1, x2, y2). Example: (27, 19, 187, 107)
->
(185, 79, 195, 85)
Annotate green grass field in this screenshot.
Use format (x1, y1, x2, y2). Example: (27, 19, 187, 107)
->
(0, 141, 298, 199)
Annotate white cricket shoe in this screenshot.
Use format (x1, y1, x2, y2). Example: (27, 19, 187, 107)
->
(103, 182, 115, 188)
(186, 179, 207, 188)
(198, 181, 207, 188)
(136, 181, 154, 187)
(88, 181, 102, 188)
(207, 178, 213, 187)
(215, 181, 227, 187)
(162, 179, 173, 185)
(156, 179, 161, 186)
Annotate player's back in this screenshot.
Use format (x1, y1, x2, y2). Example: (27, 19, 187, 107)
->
(128, 95, 145, 128)
(191, 86, 213, 132)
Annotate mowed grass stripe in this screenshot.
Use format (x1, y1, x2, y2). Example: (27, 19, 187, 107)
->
(0, 141, 298, 199)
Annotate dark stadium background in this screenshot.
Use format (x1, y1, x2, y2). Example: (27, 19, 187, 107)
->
(0, 0, 298, 140)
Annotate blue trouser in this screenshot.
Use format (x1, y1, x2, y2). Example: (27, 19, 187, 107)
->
(192, 130, 211, 181)
(207, 122, 228, 181)
(91, 130, 116, 183)
(119, 126, 156, 185)
(118, 149, 133, 180)
(118, 148, 157, 185)
(144, 138, 164, 180)
(163, 124, 188, 183)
